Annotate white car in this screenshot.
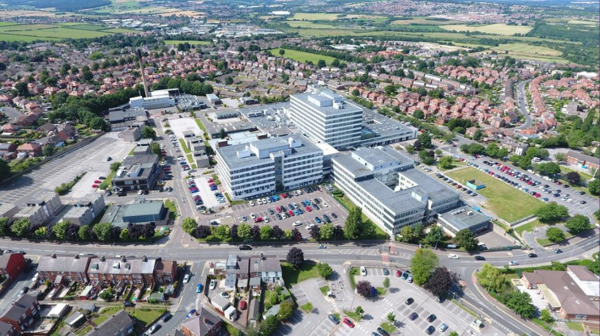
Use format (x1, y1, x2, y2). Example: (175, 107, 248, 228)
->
(360, 266, 367, 276)
(250, 213, 256, 219)
(305, 224, 315, 230)
(322, 202, 329, 207)
(293, 221, 302, 226)
(448, 254, 459, 259)
(264, 218, 270, 223)
(183, 274, 190, 284)
(262, 198, 268, 204)
(509, 261, 519, 266)
(209, 280, 217, 290)
(257, 199, 263, 205)
(249, 201, 255, 206)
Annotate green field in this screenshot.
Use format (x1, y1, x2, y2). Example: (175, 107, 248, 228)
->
(441, 23, 533, 35)
(285, 21, 338, 29)
(164, 40, 211, 45)
(567, 20, 598, 26)
(269, 48, 337, 64)
(290, 13, 341, 21)
(446, 167, 544, 223)
(391, 17, 462, 25)
(0, 22, 135, 41)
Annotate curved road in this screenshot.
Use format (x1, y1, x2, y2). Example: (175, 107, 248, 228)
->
(515, 80, 533, 130)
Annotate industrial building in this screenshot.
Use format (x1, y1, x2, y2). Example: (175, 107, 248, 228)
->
(14, 192, 63, 227)
(62, 194, 106, 226)
(108, 108, 148, 132)
(331, 147, 460, 236)
(0, 203, 18, 220)
(289, 86, 363, 149)
(111, 154, 159, 191)
(216, 134, 323, 200)
(99, 198, 168, 228)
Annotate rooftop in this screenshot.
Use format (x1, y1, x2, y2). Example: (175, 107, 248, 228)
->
(438, 206, 490, 232)
(292, 86, 362, 116)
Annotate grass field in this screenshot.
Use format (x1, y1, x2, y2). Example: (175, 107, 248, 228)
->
(281, 261, 319, 286)
(567, 20, 598, 26)
(290, 13, 341, 21)
(446, 167, 544, 223)
(285, 21, 338, 29)
(391, 17, 462, 25)
(441, 24, 533, 35)
(0, 22, 135, 41)
(269, 48, 337, 64)
(514, 219, 545, 236)
(164, 40, 211, 45)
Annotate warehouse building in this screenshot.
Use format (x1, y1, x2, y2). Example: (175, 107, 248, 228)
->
(99, 198, 168, 228)
(332, 147, 460, 236)
(62, 194, 106, 226)
(216, 134, 323, 200)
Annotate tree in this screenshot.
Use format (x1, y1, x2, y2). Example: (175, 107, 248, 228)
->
(99, 288, 114, 301)
(546, 227, 565, 243)
(43, 144, 55, 157)
(317, 59, 326, 68)
(93, 222, 112, 241)
(120, 228, 130, 241)
(286, 247, 304, 268)
(449, 332, 459, 336)
(277, 301, 294, 321)
(141, 126, 156, 140)
(225, 77, 234, 85)
(417, 132, 432, 148)
(78, 225, 90, 240)
(550, 261, 566, 271)
(317, 262, 333, 279)
(356, 280, 372, 297)
(383, 277, 390, 288)
(260, 225, 272, 240)
(565, 171, 581, 184)
(540, 309, 554, 323)
(419, 150, 435, 165)
(219, 128, 226, 139)
(413, 109, 425, 119)
(535, 162, 560, 176)
(110, 162, 121, 172)
(309, 225, 320, 239)
(0, 217, 9, 236)
(279, 49, 285, 56)
(398, 225, 420, 243)
(535, 202, 569, 222)
(271, 225, 283, 239)
(182, 218, 198, 234)
(423, 225, 445, 246)
(251, 225, 260, 240)
(354, 306, 364, 317)
(150, 142, 162, 156)
(10, 218, 30, 237)
(195, 225, 211, 238)
(424, 267, 453, 297)
(14, 82, 29, 97)
(386, 312, 396, 324)
(437, 156, 453, 170)
(344, 207, 364, 239)
(410, 248, 439, 285)
(589, 179, 600, 195)
(319, 223, 334, 240)
(565, 215, 591, 234)
(351, 89, 360, 96)
(454, 229, 479, 251)
(554, 153, 567, 162)
(476, 263, 508, 293)
(214, 225, 229, 239)
(238, 223, 251, 240)
(473, 129, 483, 141)
(52, 220, 70, 240)
(259, 315, 280, 336)
(503, 290, 536, 319)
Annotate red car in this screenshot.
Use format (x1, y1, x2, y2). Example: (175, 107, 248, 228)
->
(288, 210, 294, 217)
(343, 318, 355, 328)
(254, 217, 262, 223)
(276, 206, 282, 213)
(207, 179, 214, 183)
(94, 180, 102, 184)
(305, 206, 312, 212)
(92, 184, 99, 188)
(281, 193, 288, 198)
(396, 270, 402, 277)
(534, 193, 541, 198)
(239, 300, 247, 310)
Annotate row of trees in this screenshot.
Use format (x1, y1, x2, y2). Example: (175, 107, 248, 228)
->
(409, 248, 455, 298)
(0, 217, 155, 242)
(398, 224, 479, 251)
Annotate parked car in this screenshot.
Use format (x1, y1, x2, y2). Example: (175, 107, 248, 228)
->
(360, 266, 367, 276)
(377, 327, 390, 336)
(426, 326, 435, 335)
(439, 323, 449, 332)
(196, 284, 203, 293)
(343, 317, 355, 328)
(161, 312, 172, 322)
(183, 274, 190, 284)
(209, 280, 217, 290)
(240, 300, 247, 310)
(427, 314, 437, 322)
(409, 312, 418, 320)
(328, 314, 340, 325)
(405, 297, 414, 305)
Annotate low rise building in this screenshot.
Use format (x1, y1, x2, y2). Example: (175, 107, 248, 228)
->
(180, 307, 222, 336)
(120, 127, 141, 142)
(249, 254, 282, 284)
(37, 254, 93, 285)
(0, 294, 40, 333)
(108, 108, 148, 132)
(437, 206, 490, 236)
(85, 310, 134, 336)
(87, 255, 156, 287)
(566, 150, 599, 171)
(0, 203, 18, 220)
(216, 135, 323, 200)
(99, 198, 168, 228)
(112, 154, 160, 191)
(63, 194, 106, 226)
(332, 147, 460, 236)
(0, 253, 26, 281)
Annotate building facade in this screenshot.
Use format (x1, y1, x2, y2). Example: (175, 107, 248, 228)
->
(216, 135, 323, 200)
(289, 86, 363, 149)
(112, 154, 159, 191)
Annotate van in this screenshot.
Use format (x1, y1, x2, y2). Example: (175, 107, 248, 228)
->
(447, 244, 457, 249)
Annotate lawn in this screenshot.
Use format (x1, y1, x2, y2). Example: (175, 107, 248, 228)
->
(290, 13, 341, 21)
(349, 267, 359, 289)
(319, 285, 329, 296)
(514, 219, 545, 236)
(93, 306, 123, 325)
(566, 322, 584, 332)
(281, 261, 319, 286)
(446, 167, 544, 223)
(269, 48, 337, 65)
(285, 21, 338, 29)
(164, 199, 177, 219)
(441, 24, 533, 35)
(165, 40, 211, 45)
(343, 310, 362, 321)
(376, 287, 387, 296)
(128, 308, 166, 326)
(194, 118, 207, 133)
(300, 302, 314, 313)
(0, 22, 134, 41)
(438, 159, 467, 171)
(380, 323, 396, 334)
(331, 192, 389, 240)
(536, 231, 572, 247)
(179, 139, 191, 154)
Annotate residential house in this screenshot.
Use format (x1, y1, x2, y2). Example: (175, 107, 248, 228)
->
(37, 254, 93, 285)
(16, 143, 42, 157)
(250, 254, 282, 284)
(0, 294, 40, 333)
(87, 255, 156, 287)
(153, 259, 177, 285)
(180, 308, 222, 336)
(0, 253, 26, 281)
(85, 310, 134, 336)
(0, 321, 17, 336)
(566, 150, 599, 171)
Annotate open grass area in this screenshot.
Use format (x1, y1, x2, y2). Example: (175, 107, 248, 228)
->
(285, 21, 339, 29)
(514, 219, 545, 236)
(0, 22, 135, 41)
(380, 323, 396, 334)
(165, 199, 177, 219)
(300, 302, 314, 313)
(446, 167, 544, 223)
(441, 23, 533, 35)
(331, 192, 389, 240)
(281, 261, 319, 286)
(164, 40, 211, 45)
(128, 308, 166, 326)
(566, 322, 585, 331)
(391, 17, 463, 25)
(343, 310, 362, 321)
(349, 267, 359, 289)
(376, 287, 387, 296)
(269, 48, 337, 64)
(290, 13, 341, 21)
(438, 159, 467, 171)
(178, 139, 191, 154)
(319, 285, 329, 296)
(536, 231, 573, 247)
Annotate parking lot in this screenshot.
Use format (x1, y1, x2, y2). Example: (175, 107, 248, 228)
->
(0, 133, 134, 205)
(219, 188, 348, 234)
(190, 176, 221, 209)
(167, 117, 203, 139)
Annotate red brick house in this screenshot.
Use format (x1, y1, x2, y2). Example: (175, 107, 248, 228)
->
(180, 308, 222, 336)
(154, 259, 177, 285)
(87, 256, 157, 287)
(0, 253, 26, 280)
(16, 143, 42, 157)
(37, 254, 92, 285)
(0, 294, 40, 333)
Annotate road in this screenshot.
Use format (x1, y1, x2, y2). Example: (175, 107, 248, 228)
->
(515, 80, 533, 130)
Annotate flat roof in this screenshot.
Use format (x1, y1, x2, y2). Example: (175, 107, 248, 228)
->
(438, 206, 490, 232)
(123, 201, 164, 218)
(291, 87, 362, 116)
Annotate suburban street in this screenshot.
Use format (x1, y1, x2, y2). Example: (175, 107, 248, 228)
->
(515, 80, 533, 130)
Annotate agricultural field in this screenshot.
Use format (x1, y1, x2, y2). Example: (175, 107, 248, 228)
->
(285, 21, 339, 29)
(567, 20, 598, 26)
(391, 17, 463, 25)
(289, 13, 341, 21)
(441, 23, 533, 35)
(344, 14, 387, 20)
(0, 10, 60, 18)
(0, 22, 136, 42)
(269, 48, 337, 64)
(446, 167, 544, 223)
(164, 40, 211, 45)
